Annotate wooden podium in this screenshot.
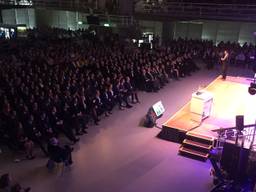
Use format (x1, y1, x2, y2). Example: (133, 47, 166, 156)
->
(190, 91, 213, 122)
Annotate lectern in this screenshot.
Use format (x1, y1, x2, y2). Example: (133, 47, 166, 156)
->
(190, 91, 213, 122)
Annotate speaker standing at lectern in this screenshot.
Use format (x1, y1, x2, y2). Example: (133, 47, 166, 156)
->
(220, 50, 229, 80)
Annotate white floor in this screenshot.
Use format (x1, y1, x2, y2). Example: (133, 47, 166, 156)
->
(0, 64, 253, 192)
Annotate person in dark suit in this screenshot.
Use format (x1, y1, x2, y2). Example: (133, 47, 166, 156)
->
(116, 79, 132, 108)
(59, 104, 80, 142)
(124, 76, 139, 104)
(15, 122, 35, 160)
(107, 84, 116, 110)
(37, 112, 54, 140)
(24, 114, 48, 156)
(220, 50, 229, 80)
(113, 80, 125, 110)
(77, 92, 90, 128)
(48, 106, 60, 135)
(93, 90, 109, 117)
(71, 97, 88, 134)
(101, 87, 113, 115)
(70, 97, 83, 136)
(141, 68, 151, 92)
(47, 137, 73, 165)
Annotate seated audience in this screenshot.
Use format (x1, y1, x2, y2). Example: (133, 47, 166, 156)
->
(2, 27, 238, 166)
(0, 173, 30, 192)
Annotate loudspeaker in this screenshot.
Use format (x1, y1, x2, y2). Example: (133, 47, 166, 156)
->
(221, 142, 249, 180)
(143, 107, 156, 128)
(236, 115, 244, 131)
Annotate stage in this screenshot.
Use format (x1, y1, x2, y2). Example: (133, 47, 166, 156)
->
(159, 75, 256, 145)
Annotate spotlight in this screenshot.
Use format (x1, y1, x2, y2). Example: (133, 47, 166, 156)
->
(248, 73, 256, 95)
(248, 82, 256, 95)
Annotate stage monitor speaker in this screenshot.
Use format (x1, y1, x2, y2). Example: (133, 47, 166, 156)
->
(236, 115, 244, 131)
(143, 107, 156, 128)
(152, 101, 165, 117)
(220, 142, 249, 180)
(143, 101, 165, 128)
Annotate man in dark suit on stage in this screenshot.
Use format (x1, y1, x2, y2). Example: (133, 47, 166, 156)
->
(221, 50, 229, 80)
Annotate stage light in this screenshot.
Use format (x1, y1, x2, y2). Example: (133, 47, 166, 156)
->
(248, 83, 256, 95)
(248, 72, 256, 95)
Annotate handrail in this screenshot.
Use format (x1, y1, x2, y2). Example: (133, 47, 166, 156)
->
(212, 122, 256, 148)
(212, 124, 256, 132)
(250, 122, 256, 149)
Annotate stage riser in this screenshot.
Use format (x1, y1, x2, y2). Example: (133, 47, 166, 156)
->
(158, 126, 186, 144)
(161, 76, 256, 162)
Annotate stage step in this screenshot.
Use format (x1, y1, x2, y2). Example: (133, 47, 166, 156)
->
(182, 139, 212, 153)
(179, 132, 214, 161)
(179, 146, 209, 160)
(186, 131, 214, 145)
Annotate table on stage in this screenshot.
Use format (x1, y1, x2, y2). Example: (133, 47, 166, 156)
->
(190, 91, 213, 122)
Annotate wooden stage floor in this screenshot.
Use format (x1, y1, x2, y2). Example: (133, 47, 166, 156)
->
(161, 76, 256, 142)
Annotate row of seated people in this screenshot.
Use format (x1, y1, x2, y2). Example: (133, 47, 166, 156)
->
(0, 173, 31, 192)
(0, 76, 139, 158)
(0, 29, 200, 160)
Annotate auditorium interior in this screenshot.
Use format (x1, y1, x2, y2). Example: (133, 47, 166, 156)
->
(1, 0, 256, 192)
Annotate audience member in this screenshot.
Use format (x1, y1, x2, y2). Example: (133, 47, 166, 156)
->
(47, 137, 73, 166)
(0, 173, 30, 192)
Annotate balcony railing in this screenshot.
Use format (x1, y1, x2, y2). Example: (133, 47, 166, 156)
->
(0, 0, 123, 15)
(99, 14, 134, 27)
(135, 1, 256, 22)
(0, 0, 32, 6)
(0, 0, 134, 27)
(0, 0, 99, 13)
(33, 0, 93, 12)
